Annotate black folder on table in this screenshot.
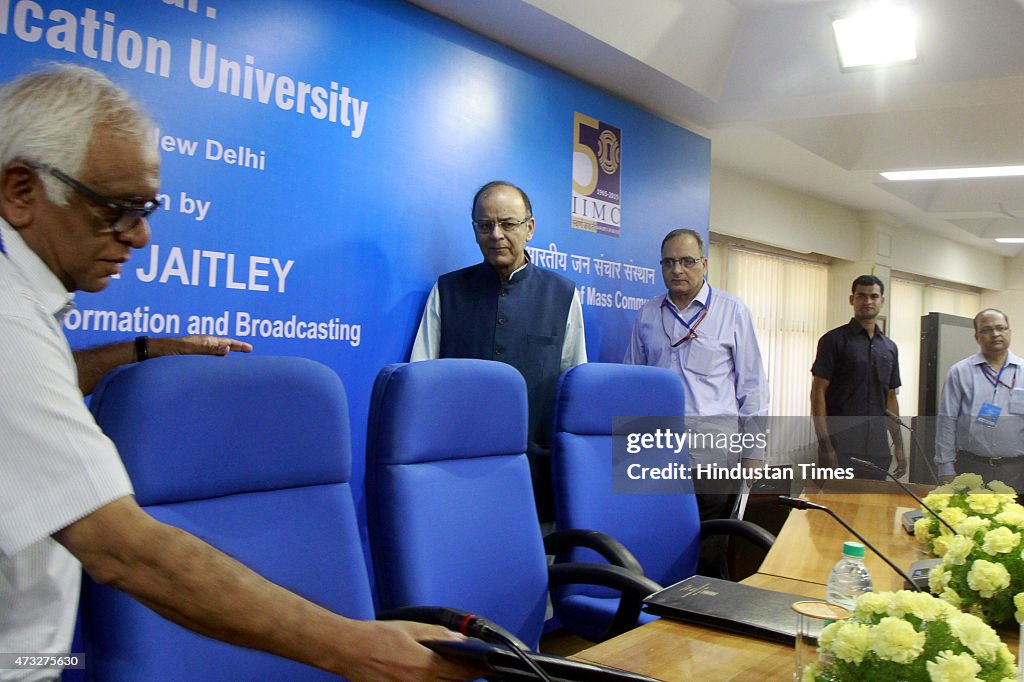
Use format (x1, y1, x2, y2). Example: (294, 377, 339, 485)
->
(643, 575, 819, 645)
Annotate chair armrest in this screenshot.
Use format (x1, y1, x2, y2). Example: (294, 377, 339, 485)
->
(543, 528, 644, 575)
(548, 562, 663, 642)
(699, 518, 776, 551)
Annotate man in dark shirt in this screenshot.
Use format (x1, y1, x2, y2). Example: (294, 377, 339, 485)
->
(410, 181, 587, 520)
(810, 275, 907, 478)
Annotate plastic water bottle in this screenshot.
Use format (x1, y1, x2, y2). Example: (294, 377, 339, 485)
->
(826, 541, 873, 610)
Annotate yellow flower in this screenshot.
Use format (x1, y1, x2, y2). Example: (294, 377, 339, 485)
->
(953, 473, 985, 490)
(915, 517, 934, 544)
(924, 493, 953, 512)
(982, 526, 1020, 554)
(933, 535, 951, 557)
(966, 559, 1011, 599)
(1014, 593, 1024, 623)
(892, 590, 948, 622)
(986, 480, 1017, 495)
(924, 650, 982, 682)
(940, 507, 968, 528)
(945, 535, 975, 565)
(940, 588, 962, 608)
(995, 504, 1024, 527)
(949, 612, 1003, 662)
(831, 622, 872, 664)
(817, 620, 842, 650)
(997, 643, 1015, 668)
(799, 662, 819, 682)
(929, 565, 951, 593)
(870, 616, 925, 663)
(853, 592, 890, 619)
(931, 483, 956, 494)
(967, 494, 1001, 515)
(956, 516, 991, 538)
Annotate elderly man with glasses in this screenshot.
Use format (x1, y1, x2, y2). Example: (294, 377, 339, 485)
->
(623, 228, 769, 530)
(936, 308, 1024, 491)
(0, 64, 473, 682)
(411, 180, 587, 522)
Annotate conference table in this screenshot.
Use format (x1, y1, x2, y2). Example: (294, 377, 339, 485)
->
(572, 479, 1018, 681)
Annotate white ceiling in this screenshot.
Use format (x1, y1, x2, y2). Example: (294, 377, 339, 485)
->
(406, 0, 1024, 258)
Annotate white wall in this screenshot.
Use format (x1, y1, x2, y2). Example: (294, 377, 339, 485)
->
(709, 166, 862, 261)
(981, 255, 1024, 335)
(711, 165, 1009, 294)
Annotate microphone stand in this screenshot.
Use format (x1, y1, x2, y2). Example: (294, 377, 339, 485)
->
(777, 496, 922, 591)
(849, 457, 956, 534)
(885, 409, 939, 485)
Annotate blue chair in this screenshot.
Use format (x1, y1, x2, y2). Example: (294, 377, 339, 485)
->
(83, 355, 374, 681)
(365, 359, 657, 648)
(550, 363, 775, 641)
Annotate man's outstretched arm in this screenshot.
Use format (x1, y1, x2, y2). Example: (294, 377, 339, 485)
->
(54, 497, 475, 682)
(74, 335, 253, 394)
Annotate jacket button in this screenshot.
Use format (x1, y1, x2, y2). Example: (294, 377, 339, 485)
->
(497, 316, 507, 326)
(495, 346, 504, 356)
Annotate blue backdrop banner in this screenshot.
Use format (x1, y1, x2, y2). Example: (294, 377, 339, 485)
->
(1, 0, 710, 533)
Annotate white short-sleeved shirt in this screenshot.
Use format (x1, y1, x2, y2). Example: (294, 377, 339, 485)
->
(0, 221, 133, 680)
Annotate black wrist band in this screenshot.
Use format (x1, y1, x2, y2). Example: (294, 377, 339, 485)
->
(135, 335, 150, 362)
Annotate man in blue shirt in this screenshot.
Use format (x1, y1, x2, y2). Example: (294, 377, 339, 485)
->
(935, 308, 1024, 490)
(624, 228, 769, 520)
(810, 275, 906, 479)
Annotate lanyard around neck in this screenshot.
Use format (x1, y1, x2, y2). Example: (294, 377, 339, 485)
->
(981, 362, 1017, 396)
(661, 285, 712, 347)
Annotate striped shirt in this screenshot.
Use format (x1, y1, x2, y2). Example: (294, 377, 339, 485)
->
(0, 221, 133, 679)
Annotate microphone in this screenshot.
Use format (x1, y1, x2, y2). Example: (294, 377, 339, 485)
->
(378, 605, 522, 645)
(885, 409, 939, 485)
(378, 606, 553, 682)
(777, 496, 922, 591)
(850, 457, 956, 535)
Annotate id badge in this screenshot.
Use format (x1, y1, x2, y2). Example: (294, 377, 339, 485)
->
(976, 402, 1002, 428)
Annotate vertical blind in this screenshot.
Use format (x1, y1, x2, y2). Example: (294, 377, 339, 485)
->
(715, 247, 829, 464)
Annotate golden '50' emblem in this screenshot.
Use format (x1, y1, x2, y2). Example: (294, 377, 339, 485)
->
(597, 130, 620, 174)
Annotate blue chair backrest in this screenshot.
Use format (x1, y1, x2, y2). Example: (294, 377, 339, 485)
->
(552, 363, 700, 586)
(84, 355, 374, 681)
(365, 359, 549, 648)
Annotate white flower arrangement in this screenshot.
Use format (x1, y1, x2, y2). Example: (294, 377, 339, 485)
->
(912, 474, 1024, 624)
(801, 590, 1016, 682)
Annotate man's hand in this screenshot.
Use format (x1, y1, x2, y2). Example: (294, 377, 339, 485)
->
(892, 450, 907, 479)
(339, 621, 481, 682)
(150, 335, 253, 357)
(75, 336, 253, 394)
(817, 440, 839, 469)
(55, 498, 481, 681)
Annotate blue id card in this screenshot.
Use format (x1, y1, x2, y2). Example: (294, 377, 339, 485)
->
(976, 402, 1002, 427)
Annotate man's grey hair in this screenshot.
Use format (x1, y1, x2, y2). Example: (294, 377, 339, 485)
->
(661, 228, 704, 255)
(0, 63, 153, 205)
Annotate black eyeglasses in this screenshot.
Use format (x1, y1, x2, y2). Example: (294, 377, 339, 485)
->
(32, 163, 160, 233)
(660, 256, 703, 269)
(472, 216, 531, 234)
